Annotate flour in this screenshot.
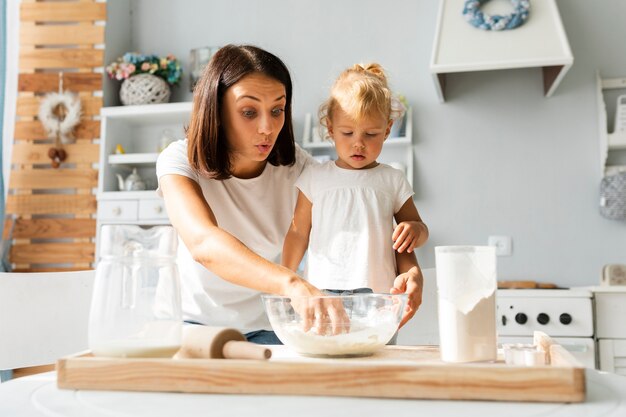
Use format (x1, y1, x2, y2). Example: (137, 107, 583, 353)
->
(272, 311, 398, 357)
(437, 291, 497, 363)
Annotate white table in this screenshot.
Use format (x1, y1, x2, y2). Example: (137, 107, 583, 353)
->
(1, 370, 625, 417)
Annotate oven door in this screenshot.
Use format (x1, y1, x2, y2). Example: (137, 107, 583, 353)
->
(499, 336, 596, 369)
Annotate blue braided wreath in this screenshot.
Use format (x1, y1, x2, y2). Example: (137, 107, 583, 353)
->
(463, 0, 530, 31)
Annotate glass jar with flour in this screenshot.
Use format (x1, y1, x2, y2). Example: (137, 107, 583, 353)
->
(435, 246, 497, 363)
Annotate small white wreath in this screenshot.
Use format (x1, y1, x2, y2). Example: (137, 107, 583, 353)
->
(38, 92, 82, 144)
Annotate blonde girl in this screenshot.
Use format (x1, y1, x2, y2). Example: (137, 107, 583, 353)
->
(282, 63, 428, 327)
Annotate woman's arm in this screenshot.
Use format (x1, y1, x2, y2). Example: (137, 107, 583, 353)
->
(160, 174, 321, 298)
(282, 191, 312, 272)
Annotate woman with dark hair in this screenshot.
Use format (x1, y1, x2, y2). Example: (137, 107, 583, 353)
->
(157, 45, 324, 344)
(157, 45, 422, 344)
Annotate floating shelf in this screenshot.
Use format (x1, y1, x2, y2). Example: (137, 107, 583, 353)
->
(608, 133, 626, 150)
(108, 153, 159, 165)
(430, 0, 573, 102)
(302, 137, 411, 149)
(597, 73, 626, 176)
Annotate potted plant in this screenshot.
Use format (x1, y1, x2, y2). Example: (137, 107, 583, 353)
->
(106, 53, 182, 105)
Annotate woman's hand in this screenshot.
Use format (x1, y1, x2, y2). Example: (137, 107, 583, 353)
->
(282, 276, 350, 335)
(389, 266, 423, 328)
(392, 221, 425, 253)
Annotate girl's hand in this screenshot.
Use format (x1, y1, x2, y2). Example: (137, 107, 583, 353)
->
(392, 221, 423, 253)
(389, 266, 423, 328)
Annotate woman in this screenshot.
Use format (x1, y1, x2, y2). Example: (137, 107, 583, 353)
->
(157, 45, 422, 344)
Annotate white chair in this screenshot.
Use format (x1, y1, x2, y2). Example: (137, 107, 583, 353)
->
(0, 270, 94, 381)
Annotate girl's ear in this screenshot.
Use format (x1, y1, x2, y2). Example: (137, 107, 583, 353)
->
(326, 118, 334, 137)
(384, 119, 393, 139)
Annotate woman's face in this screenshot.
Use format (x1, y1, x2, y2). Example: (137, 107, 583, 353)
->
(221, 73, 287, 177)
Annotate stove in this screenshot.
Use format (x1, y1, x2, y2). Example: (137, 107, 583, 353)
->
(497, 288, 596, 368)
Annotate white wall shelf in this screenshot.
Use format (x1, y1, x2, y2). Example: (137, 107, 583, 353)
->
(596, 73, 626, 176)
(430, 0, 573, 102)
(301, 109, 414, 187)
(97, 102, 192, 256)
(108, 153, 160, 165)
(303, 137, 411, 150)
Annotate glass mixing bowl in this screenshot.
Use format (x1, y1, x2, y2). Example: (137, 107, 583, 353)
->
(262, 293, 407, 357)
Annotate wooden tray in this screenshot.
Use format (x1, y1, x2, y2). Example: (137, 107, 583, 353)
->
(57, 332, 585, 403)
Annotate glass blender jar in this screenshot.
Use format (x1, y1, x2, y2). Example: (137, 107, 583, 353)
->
(88, 225, 182, 358)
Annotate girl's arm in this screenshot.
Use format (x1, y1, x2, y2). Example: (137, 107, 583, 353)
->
(392, 198, 428, 327)
(392, 198, 429, 253)
(160, 174, 321, 298)
(282, 191, 312, 272)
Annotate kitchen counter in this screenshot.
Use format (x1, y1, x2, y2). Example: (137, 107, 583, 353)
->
(1, 369, 625, 417)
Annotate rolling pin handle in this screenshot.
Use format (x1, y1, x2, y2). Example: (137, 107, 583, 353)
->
(222, 340, 272, 360)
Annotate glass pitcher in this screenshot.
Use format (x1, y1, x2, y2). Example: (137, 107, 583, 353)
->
(88, 225, 182, 358)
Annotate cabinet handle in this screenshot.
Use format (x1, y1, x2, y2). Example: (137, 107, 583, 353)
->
(154, 205, 163, 214)
(112, 207, 121, 216)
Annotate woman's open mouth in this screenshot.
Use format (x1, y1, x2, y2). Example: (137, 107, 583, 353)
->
(256, 144, 272, 154)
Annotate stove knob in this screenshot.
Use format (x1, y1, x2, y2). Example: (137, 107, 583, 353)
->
(537, 313, 550, 325)
(559, 313, 572, 325)
(515, 313, 528, 324)
(501, 315, 507, 326)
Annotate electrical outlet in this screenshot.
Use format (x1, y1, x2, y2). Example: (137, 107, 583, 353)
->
(488, 235, 512, 256)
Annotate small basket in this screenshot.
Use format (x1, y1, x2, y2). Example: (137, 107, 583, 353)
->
(120, 74, 171, 106)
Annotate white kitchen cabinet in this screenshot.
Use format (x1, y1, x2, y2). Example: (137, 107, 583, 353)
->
(97, 102, 192, 255)
(301, 108, 414, 187)
(596, 73, 626, 177)
(430, 0, 573, 102)
(593, 288, 626, 376)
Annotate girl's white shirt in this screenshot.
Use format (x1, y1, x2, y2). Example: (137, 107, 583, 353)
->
(296, 161, 414, 292)
(157, 139, 314, 332)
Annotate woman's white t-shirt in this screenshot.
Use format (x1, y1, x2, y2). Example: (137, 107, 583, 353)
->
(156, 139, 314, 332)
(295, 161, 414, 293)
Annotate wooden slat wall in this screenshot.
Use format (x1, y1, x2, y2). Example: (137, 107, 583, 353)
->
(7, 0, 106, 271)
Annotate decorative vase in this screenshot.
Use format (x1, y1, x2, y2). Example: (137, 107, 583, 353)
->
(120, 74, 171, 106)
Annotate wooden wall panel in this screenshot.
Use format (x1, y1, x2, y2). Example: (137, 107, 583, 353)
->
(6, 195, 97, 216)
(13, 219, 97, 239)
(18, 73, 102, 93)
(11, 143, 99, 164)
(10, 242, 95, 264)
(19, 49, 104, 71)
(20, 2, 106, 22)
(9, 169, 98, 190)
(16, 96, 102, 117)
(7, 0, 105, 271)
(14, 120, 100, 140)
(20, 24, 105, 46)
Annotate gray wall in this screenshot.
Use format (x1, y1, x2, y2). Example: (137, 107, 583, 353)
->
(118, 0, 626, 287)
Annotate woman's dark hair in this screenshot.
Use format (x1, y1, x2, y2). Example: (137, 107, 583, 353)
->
(187, 44, 296, 179)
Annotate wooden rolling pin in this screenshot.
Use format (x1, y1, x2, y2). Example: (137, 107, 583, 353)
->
(175, 325, 272, 360)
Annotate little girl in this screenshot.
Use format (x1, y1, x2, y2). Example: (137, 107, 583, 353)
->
(282, 63, 428, 327)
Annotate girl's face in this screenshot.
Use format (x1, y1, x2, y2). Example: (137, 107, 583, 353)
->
(221, 73, 287, 178)
(327, 107, 392, 170)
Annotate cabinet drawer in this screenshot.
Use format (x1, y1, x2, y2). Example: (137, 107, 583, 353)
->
(599, 339, 626, 376)
(595, 293, 626, 338)
(98, 200, 138, 221)
(138, 199, 169, 220)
